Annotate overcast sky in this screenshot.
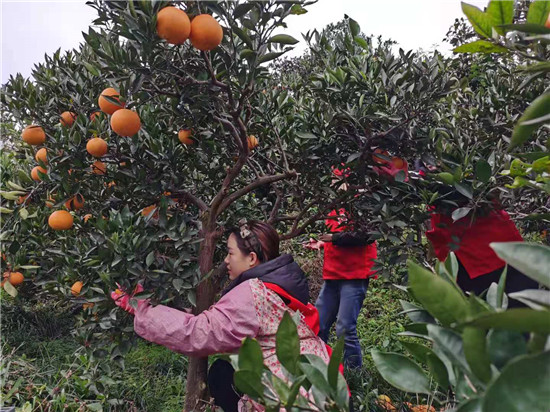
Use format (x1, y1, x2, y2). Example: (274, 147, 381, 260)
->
(1, 0, 488, 84)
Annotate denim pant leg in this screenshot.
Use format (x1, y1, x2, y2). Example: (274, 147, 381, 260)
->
(315, 280, 341, 344)
(335, 279, 369, 369)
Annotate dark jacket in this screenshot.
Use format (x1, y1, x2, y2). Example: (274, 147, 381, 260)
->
(221, 254, 310, 304)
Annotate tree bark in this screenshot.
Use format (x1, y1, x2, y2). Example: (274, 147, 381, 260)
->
(183, 230, 219, 412)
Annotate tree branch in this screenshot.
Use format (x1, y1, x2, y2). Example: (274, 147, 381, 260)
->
(169, 189, 208, 212)
(218, 171, 297, 213)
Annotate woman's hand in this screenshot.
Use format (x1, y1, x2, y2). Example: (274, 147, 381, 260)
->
(303, 237, 325, 250)
(110, 283, 145, 315)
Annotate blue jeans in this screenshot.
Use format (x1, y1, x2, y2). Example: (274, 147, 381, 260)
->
(315, 279, 369, 369)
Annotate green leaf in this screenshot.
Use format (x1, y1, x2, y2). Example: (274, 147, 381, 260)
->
(348, 17, 360, 37)
(257, 51, 286, 64)
(408, 260, 468, 326)
(327, 337, 344, 389)
(354, 36, 369, 49)
(0, 207, 14, 214)
(268, 34, 299, 45)
(456, 398, 483, 412)
(145, 251, 154, 267)
(475, 160, 492, 183)
(240, 49, 255, 59)
(19, 208, 29, 220)
(509, 289, 550, 310)
(461, 3, 493, 38)
(452, 207, 472, 222)
(233, 3, 255, 19)
(426, 352, 450, 389)
(238, 338, 264, 375)
(290, 4, 307, 15)
(401, 341, 432, 364)
(463, 326, 492, 384)
(490, 242, 550, 288)
(436, 172, 455, 185)
(399, 300, 436, 324)
(300, 362, 332, 395)
(454, 182, 473, 199)
(483, 351, 550, 412)
(83, 62, 100, 76)
(526, 1, 550, 25)
(517, 62, 550, 73)
(453, 40, 508, 53)
(3, 280, 18, 298)
(465, 309, 550, 334)
(232, 26, 253, 48)
(487, 0, 515, 34)
(234, 370, 264, 399)
(371, 350, 431, 394)
(499, 23, 550, 34)
(510, 93, 550, 149)
(427, 325, 471, 373)
(487, 330, 527, 369)
(276, 311, 300, 375)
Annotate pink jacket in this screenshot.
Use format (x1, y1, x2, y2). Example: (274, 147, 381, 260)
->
(134, 278, 329, 373)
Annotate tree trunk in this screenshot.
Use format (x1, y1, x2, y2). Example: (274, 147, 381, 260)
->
(184, 230, 218, 411)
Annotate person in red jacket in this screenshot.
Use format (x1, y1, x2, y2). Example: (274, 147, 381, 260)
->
(426, 207, 539, 307)
(305, 167, 377, 369)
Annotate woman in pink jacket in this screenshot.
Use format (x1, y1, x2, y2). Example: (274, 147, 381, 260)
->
(112, 220, 329, 412)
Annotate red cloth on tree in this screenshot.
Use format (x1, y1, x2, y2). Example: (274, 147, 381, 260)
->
(426, 209, 523, 279)
(322, 209, 377, 280)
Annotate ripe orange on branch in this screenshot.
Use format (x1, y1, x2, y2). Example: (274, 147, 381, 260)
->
(391, 157, 405, 169)
(64, 194, 85, 211)
(35, 147, 48, 164)
(91, 160, 107, 175)
(86, 137, 108, 157)
(178, 129, 193, 145)
(156, 6, 191, 44)
(31, 166, 47, 181)
(71, 281, 83, 296)
(247, 135, 259, 151)
(190, 14, 223, 51)
(110, 109, 141, 137)
(48, 210, 74, 230)
(372, 148, 390, 165)
(3, 271, 24, 287)
(22, 125, 46, 145)
(98, 87, 124, 115)
(60, 111, 77, 127)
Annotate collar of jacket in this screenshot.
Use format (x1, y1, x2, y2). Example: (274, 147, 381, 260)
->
(221, 253, 310, 305)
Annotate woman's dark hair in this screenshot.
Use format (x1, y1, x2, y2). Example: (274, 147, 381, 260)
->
(228, 220, 280, 263)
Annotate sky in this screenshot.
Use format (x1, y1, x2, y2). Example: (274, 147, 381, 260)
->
(1, 0, 489, 84)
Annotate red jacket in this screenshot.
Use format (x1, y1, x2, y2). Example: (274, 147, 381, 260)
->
(322, 209, 377, 280)
(426, 209, 523, 279)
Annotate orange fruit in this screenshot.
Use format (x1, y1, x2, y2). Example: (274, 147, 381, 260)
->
(86, 137, 108, 157)
(48, 210, 74, 230)
(5, 271, 24, 286)
(35, 148, 48, 164)
(189, 14, 223, 51)
(376, 395, 396, 411)
(82, 302, 95, 310)
(64, 194, 84, 211)
(98, 87, 124, 115)
(110, 109, 141, 137)
(91, 161, 107, 175)
(71, 280, 83, 296)
(392, 157, 405, 169)
(372, 148, 390, 165)
(22, 125, 46, 145)
(156, 6, 191, 44)
(247, 135, 258, 151)
(411, 406, 436, 412)
(31, 166, 47, 181)
(90, 111, 102, 122)
(83, 214, 93, 222)
(546, 12, 550, 29)
(17, 194, 29, 205)
(105, 181, 116, 188)
(178, 129, 193, 145)
(60, 111, 77, 127)
(119, 161, 127, 167)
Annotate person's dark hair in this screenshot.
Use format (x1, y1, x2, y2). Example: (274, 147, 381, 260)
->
(228, 220, 280, 263)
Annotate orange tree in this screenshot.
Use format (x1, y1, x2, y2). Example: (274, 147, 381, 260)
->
(0, 0, 406, 408)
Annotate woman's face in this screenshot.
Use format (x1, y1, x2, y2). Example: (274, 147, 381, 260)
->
(224, 233, 260, 280)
